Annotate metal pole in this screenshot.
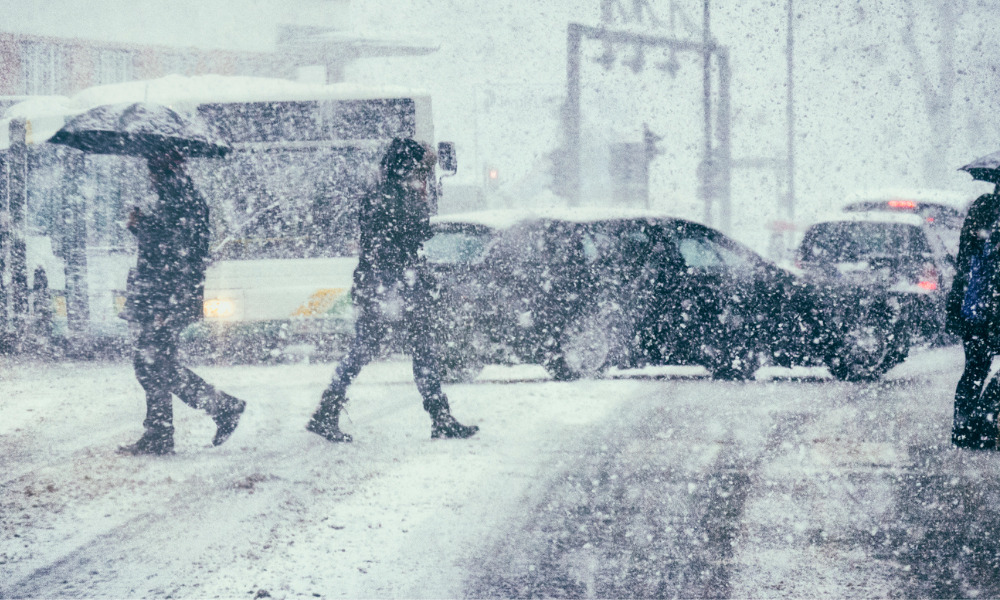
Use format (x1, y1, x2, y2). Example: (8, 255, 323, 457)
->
(566, 24, 582, 206)
(63, 151, 89, 336)
(0, 149, 8, 348)
(785, 0, 796, 224)
(702, 0, 713, 226)
(717, 49, 732, 234)
(8, 119, 28, 352)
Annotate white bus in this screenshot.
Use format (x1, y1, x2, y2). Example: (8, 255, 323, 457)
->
(0, 74, 455, 359)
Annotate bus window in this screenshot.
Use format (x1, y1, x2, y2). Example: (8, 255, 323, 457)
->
(191, 146, 376, 261)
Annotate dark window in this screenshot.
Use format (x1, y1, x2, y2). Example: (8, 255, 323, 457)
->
(20, 41, 65, 95)
(800, 222, 924, 263)
(189, 146, 377, 260)
(424, 229, 493, 264)
(199, 98, 416, 144)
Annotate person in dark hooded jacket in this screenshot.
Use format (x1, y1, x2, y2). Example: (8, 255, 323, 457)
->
(307, 137, 478, 442)
(945, 191, 1000, 449)
(118, 148, 246, 456)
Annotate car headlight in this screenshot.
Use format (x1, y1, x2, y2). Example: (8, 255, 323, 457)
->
(204, 298, 236, 319)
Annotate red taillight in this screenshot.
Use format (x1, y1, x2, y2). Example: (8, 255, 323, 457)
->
(888, 199, 918, 209)
(918, 264, 939, 291)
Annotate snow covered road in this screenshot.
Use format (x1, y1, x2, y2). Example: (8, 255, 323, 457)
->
(4, 347, 1000, 598)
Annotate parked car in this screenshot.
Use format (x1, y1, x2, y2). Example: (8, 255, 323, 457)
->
(423, 209, 831, 382)
(795, 211, 954, 380)
(839, 188, 973, 258)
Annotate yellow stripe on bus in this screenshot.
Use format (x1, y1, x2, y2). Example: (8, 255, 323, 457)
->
(292, 288, 348, 317)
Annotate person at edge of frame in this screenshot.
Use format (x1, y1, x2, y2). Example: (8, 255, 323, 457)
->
(946, 188, 1000, 450)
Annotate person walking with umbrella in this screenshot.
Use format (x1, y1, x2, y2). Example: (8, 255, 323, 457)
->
(117, 147, 246, 455)
(306, 137, 478, 442)
(946, 152, 1000, 449)
(50, 102, 247, 455)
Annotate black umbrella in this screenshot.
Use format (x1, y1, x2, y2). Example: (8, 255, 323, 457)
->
(48, 102, 230, 158)
(959, 150, 1000, 185)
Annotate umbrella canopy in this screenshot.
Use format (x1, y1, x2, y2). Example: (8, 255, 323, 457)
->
(48, 102, 230, 158)
(959, 150, 1000, 184)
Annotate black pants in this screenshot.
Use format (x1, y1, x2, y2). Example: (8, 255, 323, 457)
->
(326, 287, 449, 416)
(133, 319, 226, 431)
(953, 332, 999, 446)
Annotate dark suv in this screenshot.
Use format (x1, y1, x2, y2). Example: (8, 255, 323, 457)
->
(796, 211, 954, 380)
(424, 209, 829, 381)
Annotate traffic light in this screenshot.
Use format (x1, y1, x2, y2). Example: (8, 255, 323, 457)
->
(643, 123, 663, 160)
(485, 165, 500, 191)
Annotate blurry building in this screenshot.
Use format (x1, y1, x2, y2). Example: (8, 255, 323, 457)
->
(0, 0, 437, 104)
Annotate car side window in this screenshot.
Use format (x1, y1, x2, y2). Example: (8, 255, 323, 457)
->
(677, 236, 724, 270)
(706, 235, 767, 275)
(581, 231, 613, 264)
(423, 230, 491, 264)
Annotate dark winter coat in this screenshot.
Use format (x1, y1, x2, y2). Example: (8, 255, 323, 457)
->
(126, 170, 211, 328)
(946, 193, 1000, 338)
(352, 180, 435, 308)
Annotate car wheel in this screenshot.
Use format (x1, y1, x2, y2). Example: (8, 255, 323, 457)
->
(547, 301, 629, 381)
(701, 307, 761, 380)
(437, 328, 488, 383)
(826, 298, 907, 381)
(702, 336, 761, 381)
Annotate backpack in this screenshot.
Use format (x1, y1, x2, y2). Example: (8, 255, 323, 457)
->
(961, 229, 1000, 325)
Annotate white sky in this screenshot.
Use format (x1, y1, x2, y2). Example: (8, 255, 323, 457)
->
(345, 0, 1000, 249)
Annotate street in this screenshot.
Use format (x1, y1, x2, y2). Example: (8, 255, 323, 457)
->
(3, 346, 1000, 599)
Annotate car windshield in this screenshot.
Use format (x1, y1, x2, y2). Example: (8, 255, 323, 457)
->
(800, 221, 930, 262)
(423, 228, 493, 264)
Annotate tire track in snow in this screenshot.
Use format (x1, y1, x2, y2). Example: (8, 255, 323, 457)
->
(466, 380, 818, 598)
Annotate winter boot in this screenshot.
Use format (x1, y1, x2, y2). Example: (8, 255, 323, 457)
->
(952, 421, 998, 450)
(211, 393, 246, 447)
(307, 389, 352, 443)
(118, 425, 175, 456)
(431, 413, 479, 440)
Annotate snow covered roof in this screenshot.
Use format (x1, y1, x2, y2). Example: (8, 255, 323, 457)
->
(0, 74, 432, 150)
(431, 207, 678, 231)
(0, 100, 79, 148)
(807, 210, 927, 228)
(69, 74, 429, 111)
(841, 188, 974, 212)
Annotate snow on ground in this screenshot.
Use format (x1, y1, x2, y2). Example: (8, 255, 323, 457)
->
(0, 345, 973, 598)
(1, 355, 667, 598)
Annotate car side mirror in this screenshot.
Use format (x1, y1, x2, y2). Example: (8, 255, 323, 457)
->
(437, 142, 457, 175)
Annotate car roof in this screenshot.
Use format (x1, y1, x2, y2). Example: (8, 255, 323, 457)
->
(431, 207, 679, 231)
(807, 210, 927, 228)
(840, 188, 973, 213)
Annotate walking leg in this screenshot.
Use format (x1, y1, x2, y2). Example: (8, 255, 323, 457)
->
(410, 313, 478, 440)
(308, 306, 383, 442)
(119, 323, 176, 455)
(953, 334, 996, 449)
(174, 365, 246, 446)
